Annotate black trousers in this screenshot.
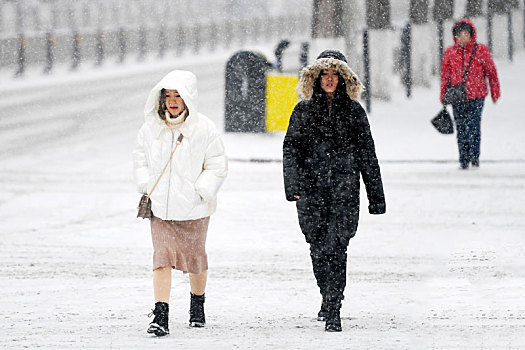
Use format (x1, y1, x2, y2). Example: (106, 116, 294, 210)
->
(309, 243, 348, 298)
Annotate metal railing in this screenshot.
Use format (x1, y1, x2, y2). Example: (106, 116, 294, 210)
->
(0, 0, 311, 76)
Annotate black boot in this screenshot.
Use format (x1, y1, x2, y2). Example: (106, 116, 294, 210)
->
(189, 293, 206, 327)
(317, 294, 328, 321)
(325, 295, 342, 332)
(147, 302, 169, 336)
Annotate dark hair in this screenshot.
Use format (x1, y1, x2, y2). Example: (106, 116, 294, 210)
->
(453, 22, 474, 38)
(158, 89, 189, 120)
(158, 88, 167, 120)
(312, 70, 347, 101)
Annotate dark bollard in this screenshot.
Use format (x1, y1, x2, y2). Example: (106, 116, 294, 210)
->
(274, 39, 290, 73)
(507, 9, 513, 61)
(224, 21, 233, 49)
(95, 32, 105, 66)
(71, 32, 82, 70)
(117, 27, 127, 63)
(238, 20, 247, 47)
(159, 25, 167, 58)
(225, 51, 270, 133)
(300, 42, 309, 68)
(209, 23, 218, 52)
(14, 34, 27, 77)
(251, 19, 261, 44)
(266, 17, 275, 43)
(363, 29, 371, 113)
(487, 11, 493, 52)
(43, 32, 55, 74)
(176, 26, 186, 56)
(401, 23, 412, 98)
(192, 25, 201, 54)
(138, 26, 147, 61)
(437, 19, 444, 69)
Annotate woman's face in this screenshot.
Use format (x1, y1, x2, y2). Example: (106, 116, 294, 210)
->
(164, 89, 186, 116)
(455, 30, 471, 47)
(320, 69, 338, 95)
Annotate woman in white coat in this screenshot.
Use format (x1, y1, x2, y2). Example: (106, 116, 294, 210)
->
(133, 70, 227, 336)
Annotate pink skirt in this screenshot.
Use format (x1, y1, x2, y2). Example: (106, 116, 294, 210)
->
(150, 216, 210, 274)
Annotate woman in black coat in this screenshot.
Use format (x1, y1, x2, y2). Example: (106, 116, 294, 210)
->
(283, 50, 386, 332)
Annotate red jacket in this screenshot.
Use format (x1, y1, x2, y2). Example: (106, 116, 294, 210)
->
(440, 19, 500, 103)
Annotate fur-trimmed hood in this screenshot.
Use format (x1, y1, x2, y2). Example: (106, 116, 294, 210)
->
(298, 57, 364, 100)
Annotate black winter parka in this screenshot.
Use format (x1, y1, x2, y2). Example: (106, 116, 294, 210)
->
(283, 90, 385, 247)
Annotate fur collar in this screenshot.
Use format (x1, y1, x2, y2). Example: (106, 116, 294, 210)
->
(298, 58, 364, 100)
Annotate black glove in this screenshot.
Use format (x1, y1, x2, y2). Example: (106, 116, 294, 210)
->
(368, 202, 386, 215)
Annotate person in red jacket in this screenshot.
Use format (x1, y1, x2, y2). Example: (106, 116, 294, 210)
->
(440, 19, 500, 169)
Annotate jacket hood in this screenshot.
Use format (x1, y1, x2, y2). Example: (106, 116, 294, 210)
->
(452, 18, 477, 45)
(316, 49, 348, 62)
(298, 57, 364, 100)
(144, 70, 198, 125)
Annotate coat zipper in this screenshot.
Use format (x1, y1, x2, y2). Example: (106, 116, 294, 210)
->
(327, 105, 333, 187)
(165, 131, 175, 217)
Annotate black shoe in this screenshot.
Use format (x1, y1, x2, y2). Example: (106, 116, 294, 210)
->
(147, 302, 169, 336)
(459, 162, 469, 170)
(471, 159, 479, 167)
(317, 295, 328, 321)
(325, 312, 342, 332)
(189, 293, 206, 327)
(325, 295, 342, 332)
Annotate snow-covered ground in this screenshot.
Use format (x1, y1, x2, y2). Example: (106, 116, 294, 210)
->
(1, 47, 524, 349)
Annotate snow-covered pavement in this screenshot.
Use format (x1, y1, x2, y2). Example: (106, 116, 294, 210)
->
(1, 49, 524, 349)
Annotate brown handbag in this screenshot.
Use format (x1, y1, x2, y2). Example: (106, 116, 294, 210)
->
(137, 133, 184, 219)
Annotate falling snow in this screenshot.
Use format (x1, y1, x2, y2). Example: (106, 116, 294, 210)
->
(1, 1, 525, 349)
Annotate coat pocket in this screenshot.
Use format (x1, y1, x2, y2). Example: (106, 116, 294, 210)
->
(180, 179, 203, 206)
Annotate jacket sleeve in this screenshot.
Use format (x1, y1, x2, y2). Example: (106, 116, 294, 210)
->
(194, 125, 228, 202)
(480, 45, 500, 102)
(439, 49, 452, 103)
(353, 102, 386, 214)
(283, 103, 308, 201)
(132, 125, 150, 194)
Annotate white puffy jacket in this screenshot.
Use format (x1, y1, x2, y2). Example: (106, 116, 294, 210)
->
(133, 70, 228, 220)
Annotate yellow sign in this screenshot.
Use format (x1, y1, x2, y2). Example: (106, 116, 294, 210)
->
(265, 74, 298, 132)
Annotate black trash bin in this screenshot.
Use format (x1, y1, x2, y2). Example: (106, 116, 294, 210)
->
(224, 51, 270, 133)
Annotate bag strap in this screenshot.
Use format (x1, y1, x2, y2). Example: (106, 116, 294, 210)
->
(462, 43, 478, 84)
(146, 133, 184, 200)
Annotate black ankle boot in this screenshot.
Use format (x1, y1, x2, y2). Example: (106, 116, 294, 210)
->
(317, 294, 328, 321)
(189, 293, 206, 327)
(147, 302, 169, 336)
(325, 295, 342, 332)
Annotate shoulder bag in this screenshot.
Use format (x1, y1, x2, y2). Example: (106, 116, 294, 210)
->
(443, 44, 478, 106)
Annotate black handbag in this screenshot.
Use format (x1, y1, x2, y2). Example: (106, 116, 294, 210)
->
(443, 83, 468, 105)
(431, 107, 454, 134)
(137, 134, 183, 219)
(443, 44, 478, 106)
